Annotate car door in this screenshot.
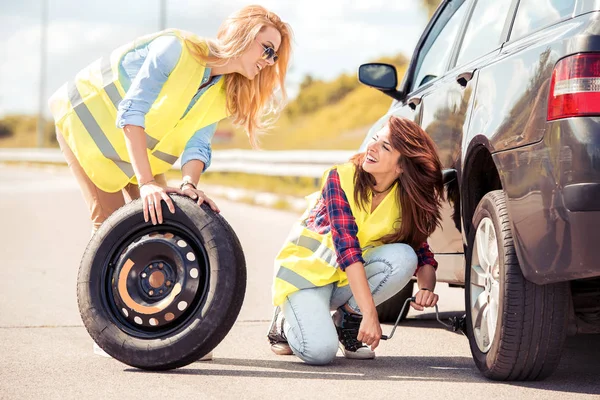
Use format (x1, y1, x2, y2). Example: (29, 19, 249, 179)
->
(411, 0, 517, 283)
(396, 0, 472, 283)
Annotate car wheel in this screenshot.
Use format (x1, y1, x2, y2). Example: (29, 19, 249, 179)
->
(77, 195, 246, 370)
(376, 281, 415, 323)
(465, 190, 570, 380)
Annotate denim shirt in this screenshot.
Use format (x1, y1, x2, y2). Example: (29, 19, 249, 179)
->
(115, 35, 222, 171)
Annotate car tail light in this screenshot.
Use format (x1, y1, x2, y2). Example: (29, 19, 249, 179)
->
(548, 53, 600, 121)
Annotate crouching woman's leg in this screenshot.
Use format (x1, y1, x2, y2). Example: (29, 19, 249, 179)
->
(334, 243, 418, 313)
(281, 285, 340, 365)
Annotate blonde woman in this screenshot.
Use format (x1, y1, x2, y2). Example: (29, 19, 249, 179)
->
(49, 5, 293, 231)
(48, 4, 292, 360)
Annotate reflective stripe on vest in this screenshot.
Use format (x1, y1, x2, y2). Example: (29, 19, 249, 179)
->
(49, 29, 228, 193)
(275, 267, 316, 290)
(101, 56, 122, 109)
(272, 163, 402, 306)
(67, 81, 134, 178)
(68, 54, 176, 167)
(288, 231, 338, 267)
(67, 55, 171, 176)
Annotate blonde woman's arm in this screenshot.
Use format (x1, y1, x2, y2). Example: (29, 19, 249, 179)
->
(118, 36, 184, 224)
(123, 124, 181, 225)
(180, 123, 220, 212)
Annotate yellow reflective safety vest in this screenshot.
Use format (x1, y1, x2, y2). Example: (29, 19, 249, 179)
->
(48, 29, 229, 193)
(272, 163, 402, 306)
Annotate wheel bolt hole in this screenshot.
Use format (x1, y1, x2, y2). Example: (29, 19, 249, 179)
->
(149, 290, 154, 296)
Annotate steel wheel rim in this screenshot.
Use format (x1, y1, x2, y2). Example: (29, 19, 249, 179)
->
(100, 223, 210, 339)
(470, 217, 500, 353)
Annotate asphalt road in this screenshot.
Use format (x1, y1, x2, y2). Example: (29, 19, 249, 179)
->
(1, 165, 599, 400)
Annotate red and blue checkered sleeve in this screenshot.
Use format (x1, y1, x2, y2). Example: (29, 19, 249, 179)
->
(324, 169, 364, 271)
(415, 241, 438, 275)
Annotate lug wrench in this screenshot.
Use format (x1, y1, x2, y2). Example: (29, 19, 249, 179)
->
(381, 296, 466, 340)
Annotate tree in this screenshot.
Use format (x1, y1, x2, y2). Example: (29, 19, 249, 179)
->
(300, 74, 315, 90)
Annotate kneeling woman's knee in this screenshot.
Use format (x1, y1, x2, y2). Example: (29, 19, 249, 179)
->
(297, 335, 339, 365)
(386, 243, 418, 274)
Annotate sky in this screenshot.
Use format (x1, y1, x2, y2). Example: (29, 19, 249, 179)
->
(0, 0, 428, 117)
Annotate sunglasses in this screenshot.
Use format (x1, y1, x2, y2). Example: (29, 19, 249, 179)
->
(257, 39, 279, 63)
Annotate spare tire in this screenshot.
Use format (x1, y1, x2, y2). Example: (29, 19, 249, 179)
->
(77, 194, 246, 370)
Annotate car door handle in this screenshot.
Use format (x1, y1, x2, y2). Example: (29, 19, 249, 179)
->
(408, 96, 422, 110)
(456, 69, 476, 87)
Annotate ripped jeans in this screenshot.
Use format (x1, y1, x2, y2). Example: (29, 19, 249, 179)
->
(281, 243, 418, 365)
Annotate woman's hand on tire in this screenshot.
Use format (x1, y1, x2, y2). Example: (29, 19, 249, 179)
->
(181, 186, 220, 213)
(411, 289, 439, 311)
(140, 182, 182, 224)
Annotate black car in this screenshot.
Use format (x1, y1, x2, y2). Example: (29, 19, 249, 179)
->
(359, 0, 600, 381)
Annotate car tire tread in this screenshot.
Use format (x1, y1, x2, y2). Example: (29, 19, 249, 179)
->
(466, 190, 570, 381)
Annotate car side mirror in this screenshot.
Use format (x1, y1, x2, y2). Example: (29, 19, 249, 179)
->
(442, 169, 457, 186)
(358, 63, 404, 101)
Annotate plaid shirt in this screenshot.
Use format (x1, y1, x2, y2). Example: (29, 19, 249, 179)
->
(303, 169, 437, 273)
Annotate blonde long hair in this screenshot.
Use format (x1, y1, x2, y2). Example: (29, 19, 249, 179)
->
(184, 5, 293, 148)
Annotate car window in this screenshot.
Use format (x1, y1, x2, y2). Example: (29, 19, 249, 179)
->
(455, 0, 513, 67)
(412, 0, 468, 91)
(510, 0, 576, 41)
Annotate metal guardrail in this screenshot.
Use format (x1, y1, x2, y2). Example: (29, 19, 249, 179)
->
(0, 148, 356, 178)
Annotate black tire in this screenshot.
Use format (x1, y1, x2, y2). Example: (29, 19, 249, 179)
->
(465, 190, 570, 381)
(376, 281, 415, 323)
(77, 194, 246, 370)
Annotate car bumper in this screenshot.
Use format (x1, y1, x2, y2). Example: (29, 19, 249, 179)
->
(494, 117, 600, 284)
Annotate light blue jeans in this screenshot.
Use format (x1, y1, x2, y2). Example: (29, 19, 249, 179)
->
(281, 243, 418, 365)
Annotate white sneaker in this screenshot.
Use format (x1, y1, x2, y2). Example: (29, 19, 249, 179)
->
(333, 308, 376, 360)
(339, 343, 375, 360)
(93, 343, 112, 358)
(196, 351, 213, 361)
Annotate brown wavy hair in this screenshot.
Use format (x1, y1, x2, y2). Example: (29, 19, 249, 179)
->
(350, 116, 444, 249)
